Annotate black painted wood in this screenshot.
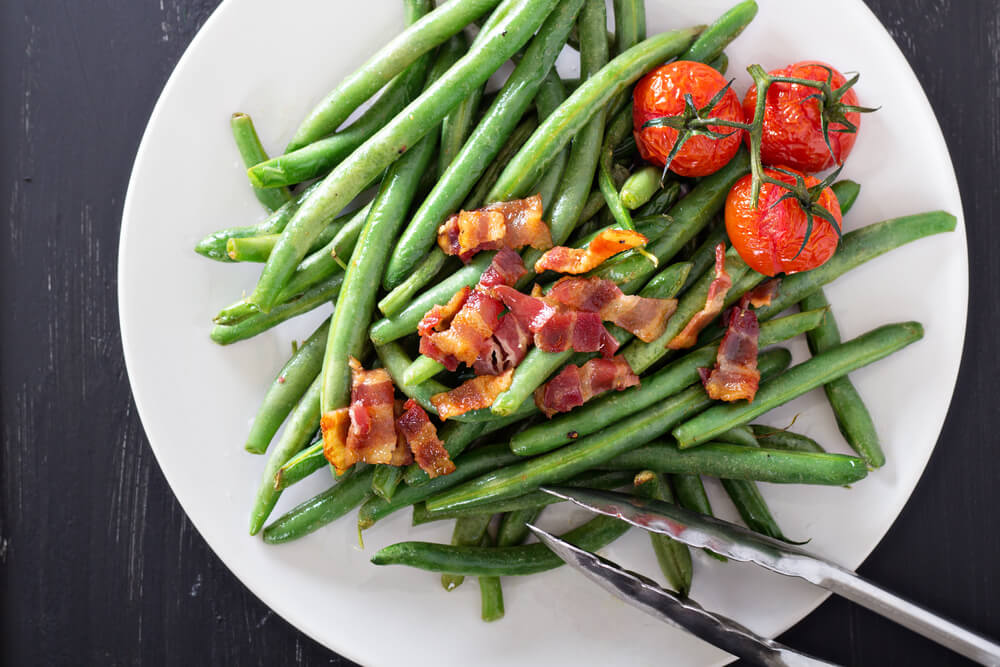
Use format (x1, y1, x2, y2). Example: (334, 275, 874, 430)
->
(1, 2, 996, 665)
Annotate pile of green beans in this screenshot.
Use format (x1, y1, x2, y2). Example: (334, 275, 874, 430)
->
(191, 0, 957, 623)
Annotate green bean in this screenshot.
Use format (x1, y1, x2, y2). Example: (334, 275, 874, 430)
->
(577, 190, 608, 226)
(510, 314, 814, 455)
(750, 424, 825, 454)
(715, 425, 758, 448)
(622, 244, 752, 374)
(721, 476, 791, 540)
(371, 254, 495, 345)
(612, 0, 646, 53)
(596, 102, 635, 231)
(402, 420, 490, 486)
(605, 441, 867, 486)
(253, 0, 559, 313)
(371, 514, 629, 576)
(378, 249, 450, 318)
(831, 179, 861, 214)
(633, 472, 691, 596)
(486, 26, 701, 203)
(438, 37, 484, 180)
(670, 473, 726, 561)
(498, 507, 543, 548)
(679, 224, 729, 293)
(566, 23, 615, 54)
(224, 215, 347, 262)
(245, 318, 329, 455)
(707, 52, 729, 75)
(358, 444, 521, 528)
(248, 7, 434, 189)
(641, 261, 692, 300)
(673, 322, 924, 449)
(210, 274, 342, 345)
(463, 114, 540, 210)
(634, 181, 681, 218)
(442, 514, 493, 590)
(194, 182, 320, 262)
(801, 290, 884, 467)
(621, 166, 661, 210)
(261, 466, 374, 544)
(753, 211, 956, 321)
(230, 112, 292, 211)
(286, 0, 500, 151)
(478, 536, 506, 621)
(371, 464, 404, 502)
(274, 439, 326, 491)
(403, 354, 447, 386)
(594, 149, 749, 291)
(425, 349, 792, 514)
(212, 202, 370, 326)
(413, 470, 635, 524)
(613, 134, 637, 162)
(320, 134, 439, 415)
(383, 0, 585, 289)
(679, 0, 758, 64)
(249, 375, 322, 535)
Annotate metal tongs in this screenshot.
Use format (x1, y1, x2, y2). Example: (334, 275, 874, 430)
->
(528, 487, 1000, 666)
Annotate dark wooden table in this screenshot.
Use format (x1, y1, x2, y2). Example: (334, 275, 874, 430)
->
(2, 1, 997, 664)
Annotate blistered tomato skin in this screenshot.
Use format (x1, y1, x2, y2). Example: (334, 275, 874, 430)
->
(633, 61, 745, 177)
(725, 168, 842, 277)
(743, 61, 861, 173)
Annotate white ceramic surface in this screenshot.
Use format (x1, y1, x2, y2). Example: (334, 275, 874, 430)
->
(119, 1, 967, 665)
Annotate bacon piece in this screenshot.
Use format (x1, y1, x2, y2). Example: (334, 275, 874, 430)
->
(493, 285, 619, 357)
(437, 195, 552, 261)
(700, 297, 761, 402)
(418, 251, 527, 371)
(320, 408, 353, 475)
(746, 278, 780, 308)
(396, 399, 454, 478)
(431, 369, 514, 420)
(343, 358, 403, 466)
(473, 311, 531, 375)
(549, 276, 677, 343)
(534, 357, 640, 418)
(534, 229, 648, 274)
(668, 244, 732, 349)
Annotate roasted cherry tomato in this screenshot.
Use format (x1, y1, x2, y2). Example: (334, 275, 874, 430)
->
(633, 61, 745, 177)
(743, 61, 861, 173)
(725, 167, 842, 276)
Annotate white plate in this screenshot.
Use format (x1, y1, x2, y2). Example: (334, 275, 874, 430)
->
(119, 1, 967, 665)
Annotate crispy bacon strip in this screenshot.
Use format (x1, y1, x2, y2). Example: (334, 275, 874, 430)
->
(320, 408, 353, 475)
(396, 399, 454, 478)
(534, 356, 640, 418)
(437, 195, 552, 261)
(668, 244, 732, 349)
(418, 251, 526, 371)
(534, 229, 648, 274)
(431, 369, 514, 420)
(746, 278, 780, 308)
(549, 276, 677, 343)
(700, 297, 761, 402)
(473, 311, 531, 376)
(493, 285, 619, 357)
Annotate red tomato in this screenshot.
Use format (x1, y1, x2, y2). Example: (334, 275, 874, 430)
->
(742, 61, 861, 173)
(725, 167, 842, 276)
(633, 61, 745, 177)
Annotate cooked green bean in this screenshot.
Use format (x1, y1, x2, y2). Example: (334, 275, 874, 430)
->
(252, 0, 560, 313)
(707, 52, 729, 75)
(750, 424, 825, 454)
(320, 130, 439, 414)
(230, 112, 292, 211)
(634, 181, 681, 218)
(715, 425, 758, 448)
(250, 375, 322, 535)
(801, 290, 884, 467)
(621, 166, 661, 210)
(425, 350, 791, 514)
(679, 224, 728, 293)
(358, 443, 521, 528)
(509, 312, 819, 456)
(679, 0, 758, 64)
(274, 439, 326, 491)
(438, 35, 485, 180)
(463, 114, 540, 210)
(378, 249, 451, 318)
(371, 515, 629, 576)
(670, 472, 726, 561)
(831, 179, 861, 213)
(722, 476, 792, 541)
(210, 274, 343, 345)
(673, 322, 924, 449)
(371, 464, 404, 502)
(224, 215, 347, 262)
(596, 102, 635, 232)
(486, 26, 700, 203)
(442, 514, 493, 590)
(605, 442, 868, 486)
(634, 471, 691, 595)
(286, 0, 501, 150)
(262, 466, 374, 544)
(383, 0, 585, 289)
(478, 533, 506, 621)
(245, 318, 329, 455)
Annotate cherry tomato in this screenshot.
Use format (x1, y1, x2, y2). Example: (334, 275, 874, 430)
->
(725, 167, 842, 276)
(632, 61, 745, 177)
(742, 61, 861, 173)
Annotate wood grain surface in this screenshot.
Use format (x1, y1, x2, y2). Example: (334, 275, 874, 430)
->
(1, 1, 997, 665)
